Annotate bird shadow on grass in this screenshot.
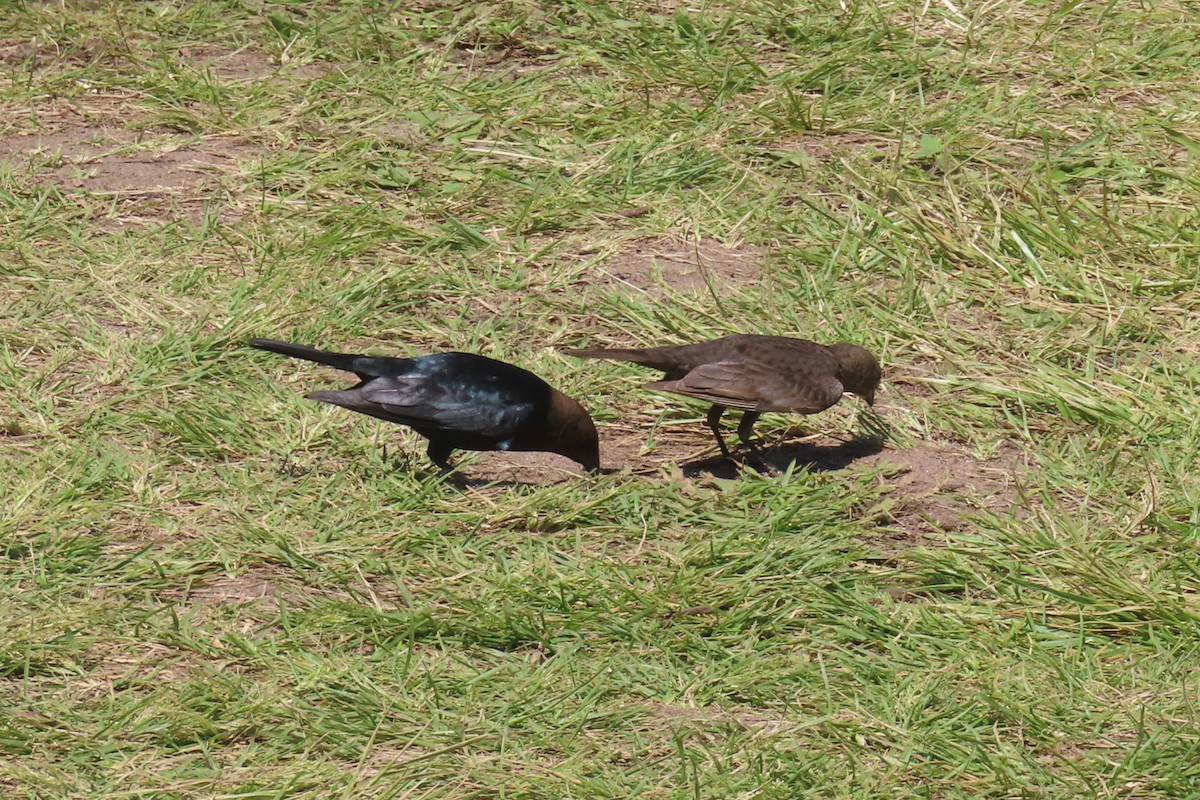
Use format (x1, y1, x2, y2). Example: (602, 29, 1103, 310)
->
(681, 435, 887, 479)
(681, 407, 892, 479)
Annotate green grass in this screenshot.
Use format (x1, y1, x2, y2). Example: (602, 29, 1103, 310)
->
(3, 1, 1200, 797)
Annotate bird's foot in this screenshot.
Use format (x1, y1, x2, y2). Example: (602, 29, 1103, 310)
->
(739, 451, 776, 475)
(736, 439, 779, 474)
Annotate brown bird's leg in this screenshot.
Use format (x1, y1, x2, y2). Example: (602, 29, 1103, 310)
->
(706, 405, 734, 460)
(736, 411, 764, 455)
(426, 440, 455, 472)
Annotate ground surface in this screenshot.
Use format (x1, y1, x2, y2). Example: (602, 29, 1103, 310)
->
(2, 2, 1200, 798)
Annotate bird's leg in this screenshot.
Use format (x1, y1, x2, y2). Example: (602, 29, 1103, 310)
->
(736, 411, 763, 454)
(735, 410, 773, 473)
(426, 441, 455, 472)
(706, 405, 734, 460)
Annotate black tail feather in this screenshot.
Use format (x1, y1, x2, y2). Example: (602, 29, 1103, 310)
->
(250, 338, 361, 372)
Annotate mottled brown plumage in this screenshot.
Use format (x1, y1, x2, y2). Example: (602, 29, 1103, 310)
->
(565, 334, 881, 458)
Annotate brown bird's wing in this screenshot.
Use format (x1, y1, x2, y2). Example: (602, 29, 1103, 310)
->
(648, 359, 845, 413)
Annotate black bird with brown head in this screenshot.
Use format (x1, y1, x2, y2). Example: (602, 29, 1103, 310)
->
(252, 339, 600, 474)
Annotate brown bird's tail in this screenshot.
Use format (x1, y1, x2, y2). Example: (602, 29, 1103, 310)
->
(250, 338, 361, 373)
(562, 346, 671, 370)
(562, 346, 649, 360)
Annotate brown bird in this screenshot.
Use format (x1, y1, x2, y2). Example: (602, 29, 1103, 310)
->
(252, 339, 600, 473)
(564, 334, 881, 459)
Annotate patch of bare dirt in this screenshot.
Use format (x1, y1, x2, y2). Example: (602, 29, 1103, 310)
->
(446, 43, 552, 79)
(1095, 86, 1171, 109)
(4, 128, 256, 192)
(57, 146, 236, 193)
(2, 127, 139, 162)
(0, 36, 126, 71)
(179, 45, 277, 80)
(437, 413, 711, 486)
(457, 450, 596, 486)
(146, 566, 304, 617)
(594, 236, 765, 294)
(774, 131, 895, 164)
(646, 701, 797, 735)
(885, 6, 971, 45)
(176, 45, 327, 81)
(0, 93, 145, 134)
(85, 645, 198, 687)
(186, 573, 285, 606)
(2, 124, 261, 224)
(601, 419, 726, 475)
(872, 444, 1020, 541)
(0, 39, 323, 81)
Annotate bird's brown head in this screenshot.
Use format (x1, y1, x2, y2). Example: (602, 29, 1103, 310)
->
(829, 342, 882, 406)
(533, 389, 601, 473)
